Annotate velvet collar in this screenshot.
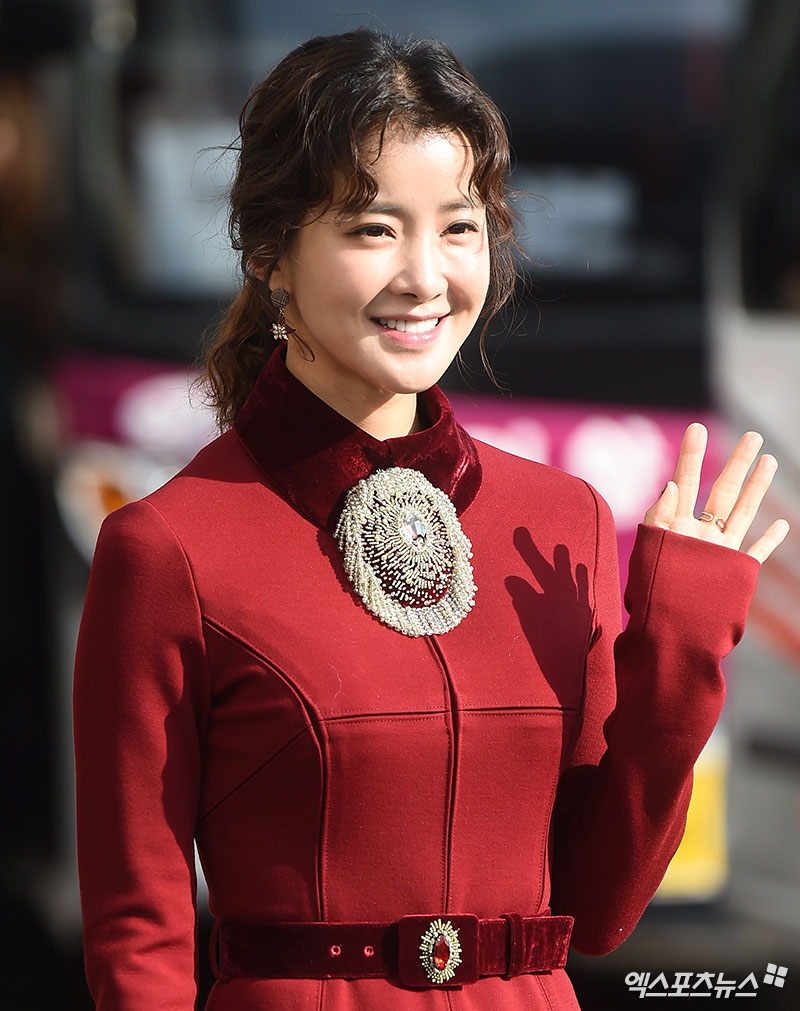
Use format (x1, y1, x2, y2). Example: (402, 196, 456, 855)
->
(233, 347, 482, 533)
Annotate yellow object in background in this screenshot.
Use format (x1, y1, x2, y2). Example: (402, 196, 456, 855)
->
(656, 729, 729, 901)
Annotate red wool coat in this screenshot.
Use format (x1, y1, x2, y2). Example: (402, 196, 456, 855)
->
(73, 350, 760, 1010)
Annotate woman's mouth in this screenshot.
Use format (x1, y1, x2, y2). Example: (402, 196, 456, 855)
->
(372, 313, 450, 349)
(375, 317, 442, 335)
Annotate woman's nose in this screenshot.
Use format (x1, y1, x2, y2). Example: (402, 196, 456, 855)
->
(390, 235, 445, 302)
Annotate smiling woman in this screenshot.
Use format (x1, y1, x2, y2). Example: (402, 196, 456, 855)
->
(273, 129, 490, 438)
(72, 27, 788, 1011)
(201, 29, 515, 431)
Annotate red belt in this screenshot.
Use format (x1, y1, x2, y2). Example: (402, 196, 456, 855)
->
(212, 912, 574, 989)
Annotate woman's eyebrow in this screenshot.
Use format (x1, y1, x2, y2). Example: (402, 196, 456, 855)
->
(441, 198, 477, 212)
(363, 198, 477, 214)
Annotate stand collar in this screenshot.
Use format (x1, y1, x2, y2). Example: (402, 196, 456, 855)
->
(233, 347, 482, 532)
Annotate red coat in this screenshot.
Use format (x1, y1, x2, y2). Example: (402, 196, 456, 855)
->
(73, 350, 759, 1010)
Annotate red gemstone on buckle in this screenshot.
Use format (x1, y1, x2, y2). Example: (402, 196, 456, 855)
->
(418, 917, 463, 984)
(398, 914, 478, 987)
(433, 934, 450, 971)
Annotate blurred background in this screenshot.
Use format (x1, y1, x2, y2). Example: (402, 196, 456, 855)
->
(1, 0, 798, 1007)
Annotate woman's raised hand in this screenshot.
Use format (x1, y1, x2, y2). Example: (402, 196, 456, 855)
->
(643, 423, 790, 563)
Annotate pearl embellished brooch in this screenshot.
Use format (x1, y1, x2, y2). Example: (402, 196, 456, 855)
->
(334, 467, 476, 637)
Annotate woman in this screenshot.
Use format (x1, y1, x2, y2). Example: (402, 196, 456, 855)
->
(73, 29, 788, 1011)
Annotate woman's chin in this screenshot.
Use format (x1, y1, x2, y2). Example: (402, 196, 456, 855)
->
(373, 363, 453, 396)
(371, 345, 463, 395)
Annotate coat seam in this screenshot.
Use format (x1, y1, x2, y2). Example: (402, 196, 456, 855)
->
(427, 635, 460, 912)
(197, 725, 313, 825)
(202, 615, 329, 918)
(325, 707, 578, 724)
(561, 481, 605, 768)
(137, 498, 212, 733)
(535, 971, 557, 1011)
(609, 528, 665, 726)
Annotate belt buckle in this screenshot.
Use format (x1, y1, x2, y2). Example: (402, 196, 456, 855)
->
(397, 914, 479, 988)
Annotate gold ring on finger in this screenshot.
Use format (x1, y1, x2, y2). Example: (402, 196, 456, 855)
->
(699, 511, 715, 523)
(715, 516, 728, 532)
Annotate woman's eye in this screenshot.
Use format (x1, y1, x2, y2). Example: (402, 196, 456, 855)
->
(446, 221, 480, 235)
(353, 224, 390, 238)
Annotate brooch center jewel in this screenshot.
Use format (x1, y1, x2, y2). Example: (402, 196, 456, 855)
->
(419, 918, 463, 984)
(333, 467, 476, 637)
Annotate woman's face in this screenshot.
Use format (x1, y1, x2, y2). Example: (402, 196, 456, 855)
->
(273, 128, 491, 429)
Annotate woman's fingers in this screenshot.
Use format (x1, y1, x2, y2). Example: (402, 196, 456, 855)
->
(643, 480, 679, 530)
(700, 431, 763, 533)
(721, 453, 779, 547)
(672, 422, 708, 520)
(746, 518, 791, 564)
(643, 424, 789, 563)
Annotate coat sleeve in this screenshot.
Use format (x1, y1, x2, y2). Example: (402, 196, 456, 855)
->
(73, 498, 209, 1010)
(549, 485, 760, 955)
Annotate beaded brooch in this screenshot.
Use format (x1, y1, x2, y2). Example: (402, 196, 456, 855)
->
(334, 467, 476, 637)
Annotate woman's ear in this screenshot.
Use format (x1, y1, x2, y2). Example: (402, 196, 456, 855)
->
(268, 261, 290, 295)
(248, 256, 270, 283)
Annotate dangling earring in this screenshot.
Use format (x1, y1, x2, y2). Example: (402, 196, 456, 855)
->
(270, 288, 290, 341)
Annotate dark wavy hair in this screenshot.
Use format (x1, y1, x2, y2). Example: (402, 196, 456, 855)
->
(202, 28, 518, 428)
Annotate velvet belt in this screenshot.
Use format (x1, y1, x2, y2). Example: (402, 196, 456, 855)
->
(211, 913, 574, 989)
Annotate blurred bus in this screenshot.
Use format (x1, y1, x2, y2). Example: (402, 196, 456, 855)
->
(707, 0, 800, 941)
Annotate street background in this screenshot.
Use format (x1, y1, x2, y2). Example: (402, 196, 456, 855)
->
(1, 0, 798, 1007)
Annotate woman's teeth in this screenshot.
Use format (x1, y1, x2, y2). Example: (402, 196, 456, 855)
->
(377, 318, 440, 334)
